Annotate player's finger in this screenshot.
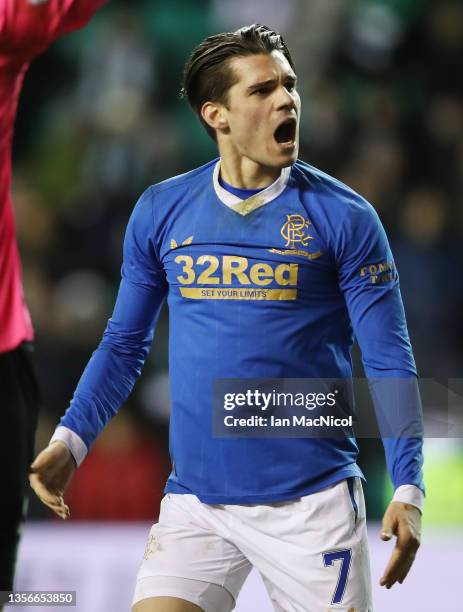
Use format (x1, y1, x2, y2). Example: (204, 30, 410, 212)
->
(396, 554, 416, 584)
(386, 561, 412, 588)
(54, 503, 70, 520)
(29, 481, 59, 505)
(29, 474, 62, 506)
(380, 513, 396, 541)
(29, 475, 70, 516)
(35, 492, 63, 512)
(380, 547, 415, 588)
(380, 521, 393, 541)
(36, 494, 70, 520)
(380, 547, 402, 587)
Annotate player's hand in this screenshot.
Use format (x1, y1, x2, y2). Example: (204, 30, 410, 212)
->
(379, 501, 421, 589)
(29, 441, 76, 520)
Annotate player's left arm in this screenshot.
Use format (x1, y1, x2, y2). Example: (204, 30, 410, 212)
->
(335, 196, 423, 589)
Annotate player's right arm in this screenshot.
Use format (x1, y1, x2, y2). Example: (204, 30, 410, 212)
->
(29, 188, 168, 518)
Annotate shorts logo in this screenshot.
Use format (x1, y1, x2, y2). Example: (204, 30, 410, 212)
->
(143, 535, 158, 560)
(281, 214, 312, 248)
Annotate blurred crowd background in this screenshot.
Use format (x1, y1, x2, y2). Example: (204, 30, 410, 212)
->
(11, 0, 463, 523)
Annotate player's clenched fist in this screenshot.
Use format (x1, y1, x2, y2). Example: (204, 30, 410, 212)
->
(29, 441, 76, 520)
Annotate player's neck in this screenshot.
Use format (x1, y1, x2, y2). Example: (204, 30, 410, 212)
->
(219, 153, 281, 190)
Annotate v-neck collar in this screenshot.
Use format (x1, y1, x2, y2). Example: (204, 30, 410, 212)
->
(212, 160, 291, 216)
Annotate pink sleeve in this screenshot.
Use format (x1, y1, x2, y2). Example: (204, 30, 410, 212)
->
(0, 0, 107, 60)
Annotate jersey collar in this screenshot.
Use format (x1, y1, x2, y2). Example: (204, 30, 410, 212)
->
(212, 160, 291, 216)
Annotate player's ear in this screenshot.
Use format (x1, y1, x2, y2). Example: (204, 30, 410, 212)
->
(201, 101, 229, 133)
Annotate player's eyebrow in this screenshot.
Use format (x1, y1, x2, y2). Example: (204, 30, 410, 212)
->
(247, 75, 297, 92)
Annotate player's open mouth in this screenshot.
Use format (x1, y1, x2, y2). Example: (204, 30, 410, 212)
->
(274, 118, 297, 148)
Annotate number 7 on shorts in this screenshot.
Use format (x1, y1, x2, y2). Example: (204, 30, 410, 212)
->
(323, 549, 352, 605)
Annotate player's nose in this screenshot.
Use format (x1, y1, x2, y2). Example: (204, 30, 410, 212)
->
(274, 85, 298, 112)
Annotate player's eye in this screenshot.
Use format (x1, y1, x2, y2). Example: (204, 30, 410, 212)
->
(285, 82, 297, 92)
(253, 87, 271, 95)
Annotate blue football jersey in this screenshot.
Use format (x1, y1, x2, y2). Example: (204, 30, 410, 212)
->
(57, 158, 424, 503)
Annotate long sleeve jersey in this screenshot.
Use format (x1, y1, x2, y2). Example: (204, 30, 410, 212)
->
(53, 158, 425, 505)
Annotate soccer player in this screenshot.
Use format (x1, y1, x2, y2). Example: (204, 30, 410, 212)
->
(30, 25, 424, 612)
(0, 0, 106, 602)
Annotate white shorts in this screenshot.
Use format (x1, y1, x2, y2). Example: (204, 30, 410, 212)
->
(132, 478, 373, 611)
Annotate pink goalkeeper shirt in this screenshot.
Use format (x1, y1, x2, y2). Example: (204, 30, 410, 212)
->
(0, 0, 106, 353)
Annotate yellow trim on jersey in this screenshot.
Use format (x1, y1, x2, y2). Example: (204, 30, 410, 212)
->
(179, 287, 297, 300)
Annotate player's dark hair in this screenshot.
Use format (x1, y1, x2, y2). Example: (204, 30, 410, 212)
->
(180, 24, 295, 140)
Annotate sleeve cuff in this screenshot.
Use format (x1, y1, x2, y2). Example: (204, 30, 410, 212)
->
(50, 426, 88, 467)
(392, 484, 424, 513)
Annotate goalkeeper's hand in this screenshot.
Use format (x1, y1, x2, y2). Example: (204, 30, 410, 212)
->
(29, 441, 76, 520)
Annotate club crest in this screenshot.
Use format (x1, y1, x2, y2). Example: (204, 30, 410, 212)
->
(280, 214, 312, 249)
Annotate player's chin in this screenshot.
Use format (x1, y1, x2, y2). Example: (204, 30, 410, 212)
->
(269, 141, 299, 168)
